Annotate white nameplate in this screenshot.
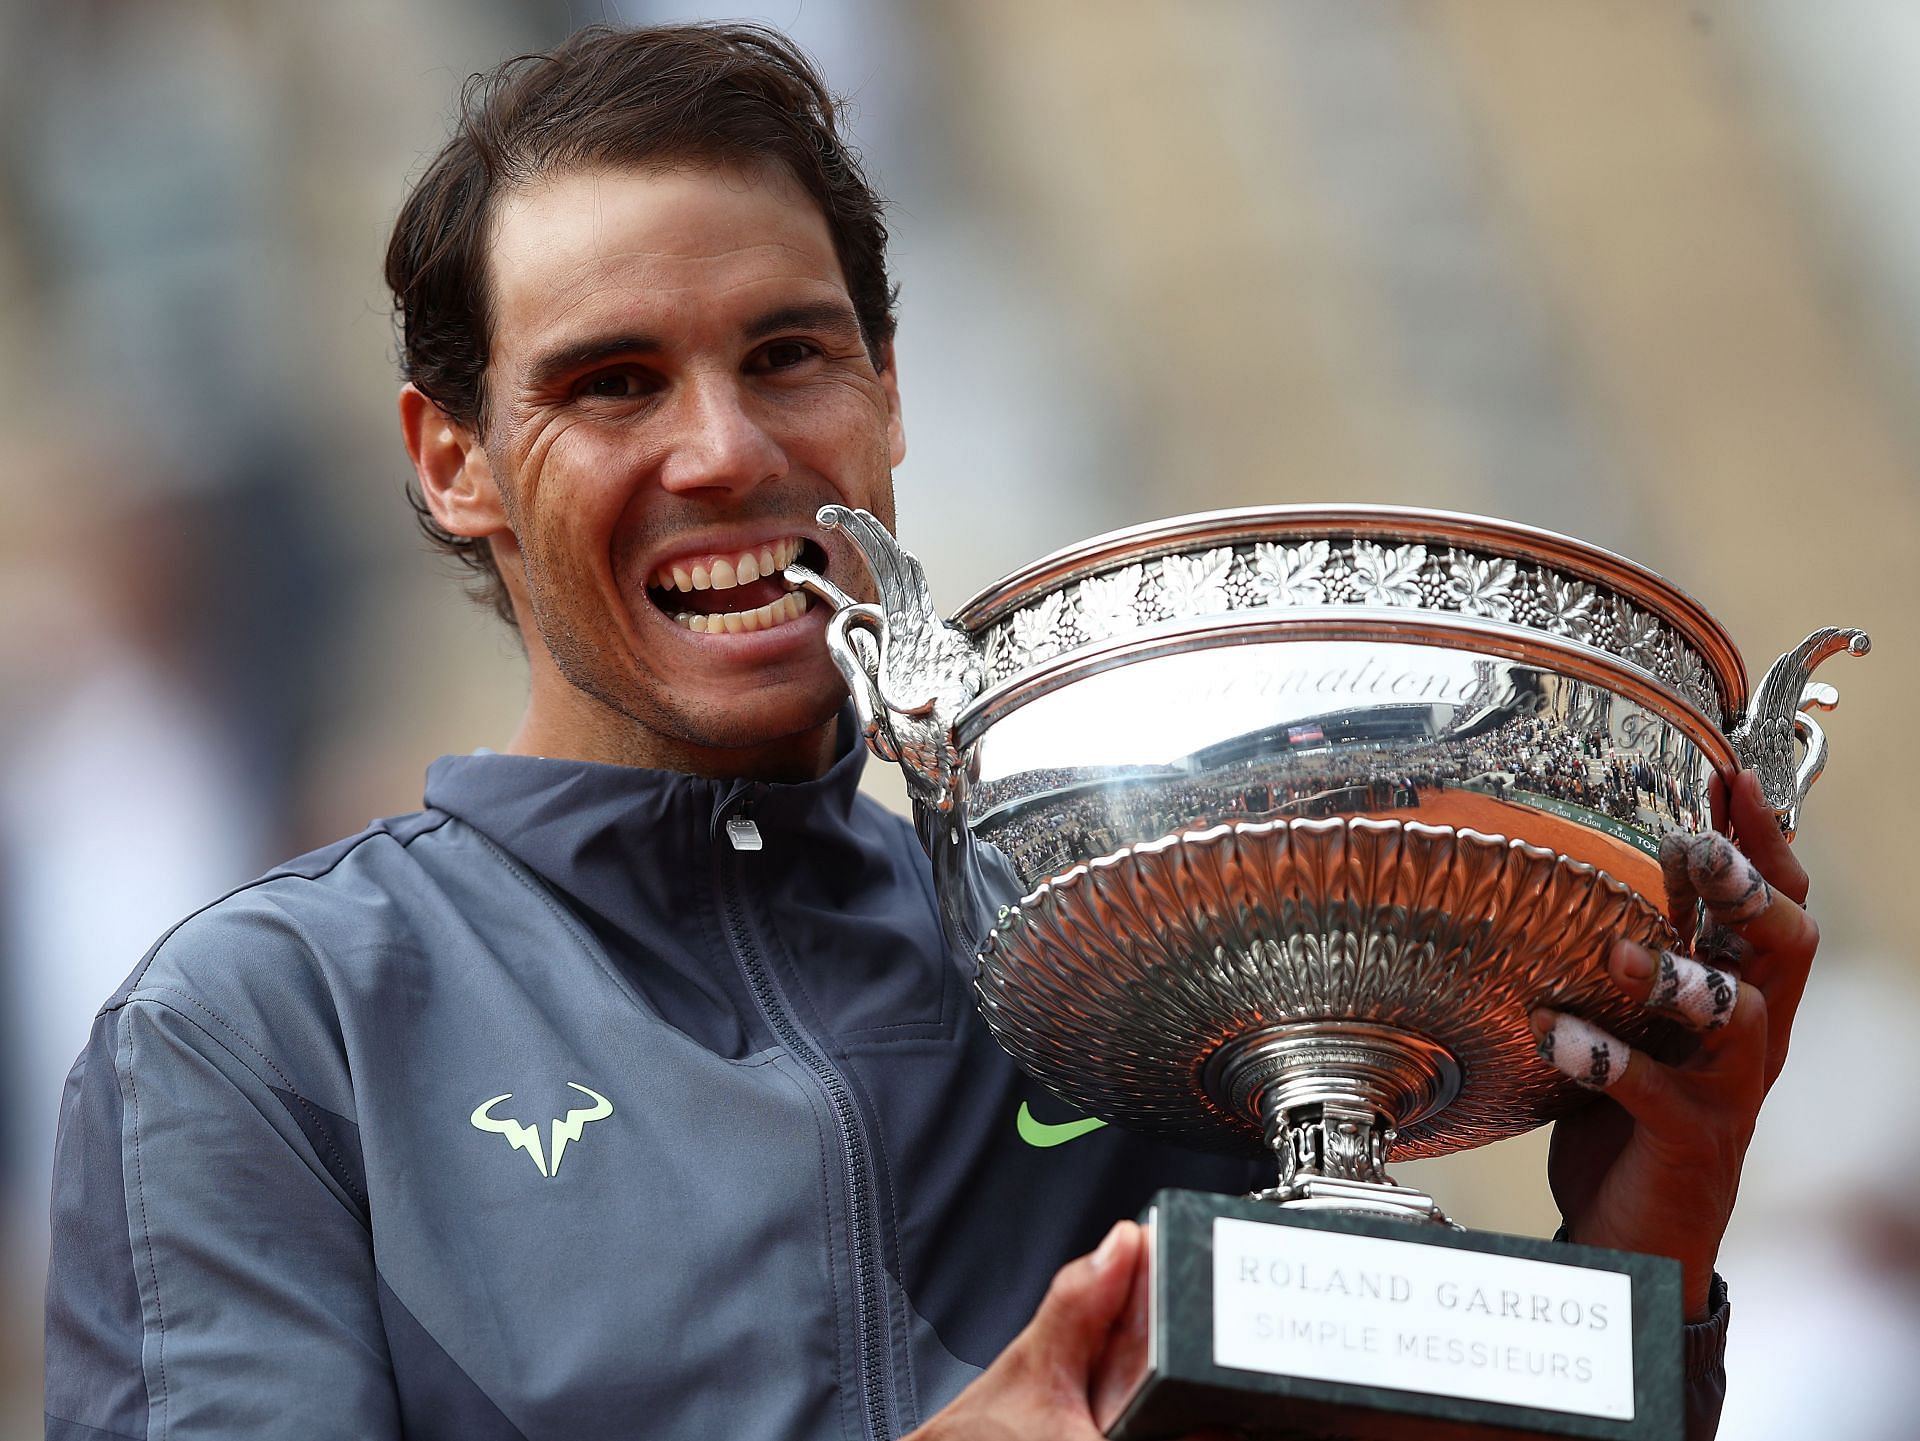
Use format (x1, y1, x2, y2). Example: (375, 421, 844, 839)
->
(1211, 1217, 1635, 1421)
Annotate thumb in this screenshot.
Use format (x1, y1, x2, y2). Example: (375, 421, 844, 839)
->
(1013, 1220, 1142, 1380)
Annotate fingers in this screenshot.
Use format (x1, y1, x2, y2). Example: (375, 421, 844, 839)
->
(1605, 938, 1758, 1049)
(1695, 920, 1751, 970)
(1659, 826, 1769, 927)
(1659, 837, 1698, 936)
(1532, 1010, 1631, 1092)
(1534, 948, 1767, 1092)
(1528, 1001, 1727, 1117)
(1016, 1220, 1143, 1375)
(1657, 824, 1817, 967)
(1658, 780, 1819, 1093)
(1088, 1223, 1154, 1430)
(913, 1224, 1144, 1440)
(1725, 769, 1810, 906)
(1637, 946, 1739, 1031)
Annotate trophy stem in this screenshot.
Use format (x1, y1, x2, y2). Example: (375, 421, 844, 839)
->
(1206, 1022, 1461, 1224)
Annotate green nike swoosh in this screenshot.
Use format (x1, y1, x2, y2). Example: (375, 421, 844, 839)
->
(1017, 1101, 1109, 1148)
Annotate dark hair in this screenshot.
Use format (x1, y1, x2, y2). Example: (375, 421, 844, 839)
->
(385, 22, 897, 623)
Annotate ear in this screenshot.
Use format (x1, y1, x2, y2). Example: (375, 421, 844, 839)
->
(399, 384, 509, 538)
(878, 341, 906, 467)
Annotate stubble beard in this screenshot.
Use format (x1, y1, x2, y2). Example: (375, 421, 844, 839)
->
(517, 533, 844, 762)
(490, 437, 892, 765)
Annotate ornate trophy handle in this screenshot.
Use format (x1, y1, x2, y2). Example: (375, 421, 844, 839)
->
(784, 505, 984, 814)
(832, 604, 902, 763)
(1729, 626, 1870, 839)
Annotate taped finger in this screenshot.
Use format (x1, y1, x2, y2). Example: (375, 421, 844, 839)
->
(1647, 951, 1738, 1031)
(1728, 769, 1811, 906)
(1659, 834, 1698, 922)
(1664, 830, 1771, 926)
(1532, 1011, 1628, 1092)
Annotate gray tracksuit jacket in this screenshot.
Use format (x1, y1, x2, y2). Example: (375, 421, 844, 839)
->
(44, 732, 1726, 1439)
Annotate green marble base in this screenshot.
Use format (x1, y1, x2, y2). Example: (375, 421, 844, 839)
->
(1098, 1189, 1682, 1441)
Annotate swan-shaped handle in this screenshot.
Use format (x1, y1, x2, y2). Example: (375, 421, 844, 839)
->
(1729, 627, 1870, 839)
(785, 506, 984, 815)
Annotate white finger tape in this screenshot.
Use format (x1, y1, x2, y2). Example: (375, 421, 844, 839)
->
(1658, 834, 1696, 909)
(1687, 832, 1771, 925)
(1647, 951, 1737, 1031)
(1538, 1013, 1626, 1092)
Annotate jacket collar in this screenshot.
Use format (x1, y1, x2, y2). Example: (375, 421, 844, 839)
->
(423, 708, 871, 866)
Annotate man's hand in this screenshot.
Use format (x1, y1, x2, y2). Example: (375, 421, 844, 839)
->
(910, 1221, 1233, 1441)
(1529, 768, 1817, 1319)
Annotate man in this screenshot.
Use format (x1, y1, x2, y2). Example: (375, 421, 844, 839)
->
(45, 23, 1814, 1441)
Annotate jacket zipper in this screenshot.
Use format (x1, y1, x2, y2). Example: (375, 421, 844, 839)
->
(714, 789, 895, 1441)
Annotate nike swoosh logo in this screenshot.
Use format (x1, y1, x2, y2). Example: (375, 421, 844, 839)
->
(1017, 1101, 1108, 1148)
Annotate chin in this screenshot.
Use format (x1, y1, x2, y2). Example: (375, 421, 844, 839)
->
(663, 675, 848, 755)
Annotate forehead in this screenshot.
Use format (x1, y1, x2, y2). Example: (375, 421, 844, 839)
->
(484, 162, 849, 351)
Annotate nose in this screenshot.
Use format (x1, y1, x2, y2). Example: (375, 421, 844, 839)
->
(657, 372, 788, 497)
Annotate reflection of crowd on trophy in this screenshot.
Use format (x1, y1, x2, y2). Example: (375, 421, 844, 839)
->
(975, 711, 1705, 880)
(1451, 716, 1701, 831)
(979, 750, 1429, 878)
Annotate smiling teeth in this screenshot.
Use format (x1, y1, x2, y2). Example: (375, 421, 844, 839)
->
(674, 591, 810, 634)
(653, 537, 802, 593)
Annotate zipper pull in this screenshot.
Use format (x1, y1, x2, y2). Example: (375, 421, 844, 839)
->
(725, 814, 763, 852)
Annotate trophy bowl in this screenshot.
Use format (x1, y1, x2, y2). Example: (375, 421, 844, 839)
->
(792, 504, 1865, 1219)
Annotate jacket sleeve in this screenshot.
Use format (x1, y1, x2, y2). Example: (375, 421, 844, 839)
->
(1683, 1274, 1729, 1441)
(45, 991, 401, 1441)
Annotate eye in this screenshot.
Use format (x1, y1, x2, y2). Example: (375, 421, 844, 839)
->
(756, 339, 819, 371)
(577, 369, 652, 400)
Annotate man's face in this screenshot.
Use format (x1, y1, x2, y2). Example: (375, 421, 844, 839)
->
(476, 161, 901, 769)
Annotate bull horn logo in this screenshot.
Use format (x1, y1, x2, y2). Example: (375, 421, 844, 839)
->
(469, 1083, 613, 1178)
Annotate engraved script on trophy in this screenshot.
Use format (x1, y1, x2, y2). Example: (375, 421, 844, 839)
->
(790, 502, 1870, 1441)
(788, 503, 1871, 1185)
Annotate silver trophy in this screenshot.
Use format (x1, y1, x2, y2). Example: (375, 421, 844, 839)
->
(790, 505, 1865, 1440)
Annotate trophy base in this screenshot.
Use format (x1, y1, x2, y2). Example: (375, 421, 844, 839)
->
(1096, 1190, 1681, 1441)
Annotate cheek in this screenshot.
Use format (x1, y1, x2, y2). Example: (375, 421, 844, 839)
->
(516, 431, 645, 559)
(783, 389, 896, 489)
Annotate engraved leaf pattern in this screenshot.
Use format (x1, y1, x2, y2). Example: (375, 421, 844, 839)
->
(1349, 541, 1428, 607)
(981, 623, 1015, 680)
(1671, 643, 1718, 717)
(1075, 564, 1145, 642)
(1613, 601, 1661, 669)
(1008, 591, 1067, 665)
(985, 537, 1703, 706)
(1249, 540, 1330, 606)
(1157, 547, 1236, 616)
(1538, 572, 1597, 640)
(1442, 553, 1517, 621)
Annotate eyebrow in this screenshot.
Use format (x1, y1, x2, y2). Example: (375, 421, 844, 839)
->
(519, 300, 865, 393)
(521, 332, 665, 393)
(741, 300, 863, 344)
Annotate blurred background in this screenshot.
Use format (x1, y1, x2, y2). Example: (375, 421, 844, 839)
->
(0, 0, 1913, 1434)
